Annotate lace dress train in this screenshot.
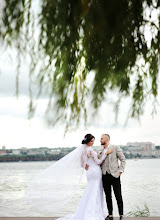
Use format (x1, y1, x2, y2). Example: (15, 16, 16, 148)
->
(56, 146, 107, 220)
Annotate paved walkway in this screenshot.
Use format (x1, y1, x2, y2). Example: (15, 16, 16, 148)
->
(0, 218, 160, 220)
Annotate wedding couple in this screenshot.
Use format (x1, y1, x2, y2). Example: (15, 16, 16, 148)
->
(26, 133, 126, 220)
(57, 133, 126, 220)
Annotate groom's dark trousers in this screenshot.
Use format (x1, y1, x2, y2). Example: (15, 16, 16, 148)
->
(102, 172, 123, 216)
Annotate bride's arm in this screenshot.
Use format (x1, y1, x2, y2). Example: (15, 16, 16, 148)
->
(88, 148, 107, 165)
(81, 153, 86, 168)
(81, 149, 89, 168)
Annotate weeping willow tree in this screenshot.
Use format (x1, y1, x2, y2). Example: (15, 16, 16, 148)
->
(0, 0, 160, 127)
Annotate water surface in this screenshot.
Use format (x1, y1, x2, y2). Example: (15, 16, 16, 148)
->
(0, 159, 159, 217)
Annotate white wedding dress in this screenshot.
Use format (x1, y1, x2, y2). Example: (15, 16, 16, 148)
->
(56, 145, 107, 220)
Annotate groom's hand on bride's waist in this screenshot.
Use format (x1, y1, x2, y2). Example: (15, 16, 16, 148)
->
(85, 164, 89, 170)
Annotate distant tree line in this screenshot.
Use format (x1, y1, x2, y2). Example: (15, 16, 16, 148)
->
(0, 147, 76, 162)
(156, 146, 160, 150)
(123, 152, 157, 159)
(0, 153, 64, 162)
(0, 146, 159, 162)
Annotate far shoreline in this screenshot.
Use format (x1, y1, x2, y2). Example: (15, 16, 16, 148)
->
(0, 157, 160, 163)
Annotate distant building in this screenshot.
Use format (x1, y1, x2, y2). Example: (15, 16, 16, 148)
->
(28, 150, 46, 155)
(126, 142, 155, 150)
(20, 147, 28, 152)
(12, 149, 21, 155)
(20, 147, 28, 155)
(0, 150, 7, 156)
(47, 149, 62, 155)
(2, 146, 6, 150)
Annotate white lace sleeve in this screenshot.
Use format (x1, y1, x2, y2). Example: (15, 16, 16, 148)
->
(87, 148, 107, 165)
(81, 148, 88, 168)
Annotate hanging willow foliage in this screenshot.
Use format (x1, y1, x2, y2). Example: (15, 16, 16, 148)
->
(0, 0, 160, 126)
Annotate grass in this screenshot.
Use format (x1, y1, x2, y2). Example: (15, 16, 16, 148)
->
(126, 203, 150, 217)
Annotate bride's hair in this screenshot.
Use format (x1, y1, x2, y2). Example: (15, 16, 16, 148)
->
(82, 134, 95, 144)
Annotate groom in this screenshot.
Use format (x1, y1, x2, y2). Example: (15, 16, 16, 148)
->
(99, 134, 126, 220)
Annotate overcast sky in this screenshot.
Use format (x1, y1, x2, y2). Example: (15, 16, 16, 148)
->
(0, 46, 160, 150)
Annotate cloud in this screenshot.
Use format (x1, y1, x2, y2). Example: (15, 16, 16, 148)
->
(0, 96, 160, 149)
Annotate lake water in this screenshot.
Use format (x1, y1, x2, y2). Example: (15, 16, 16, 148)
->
(0, 159, 160, 217)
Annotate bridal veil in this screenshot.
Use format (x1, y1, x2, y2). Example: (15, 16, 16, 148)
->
(25, 145, 87, 214)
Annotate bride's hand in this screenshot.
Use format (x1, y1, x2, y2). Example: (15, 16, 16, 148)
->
(105, 148, 113, 155)
(85, 164, 89, 170)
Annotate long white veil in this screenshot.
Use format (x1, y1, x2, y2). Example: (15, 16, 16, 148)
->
(25, 145, 86, 215)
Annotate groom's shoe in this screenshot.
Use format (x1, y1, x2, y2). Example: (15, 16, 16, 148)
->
(105, 215, 113, 220)
(119, 216, 124, 220)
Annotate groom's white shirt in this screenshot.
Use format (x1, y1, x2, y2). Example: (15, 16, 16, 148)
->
(102, 144, 110, 153)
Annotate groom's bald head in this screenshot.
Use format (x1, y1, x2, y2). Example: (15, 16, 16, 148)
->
(102, 134, 110, 141)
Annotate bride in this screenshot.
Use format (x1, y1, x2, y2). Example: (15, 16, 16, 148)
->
(25, 134, 113, 220)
